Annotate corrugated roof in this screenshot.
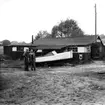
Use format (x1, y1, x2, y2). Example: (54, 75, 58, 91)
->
(6, 35, 101, 50)
(8, 43, 31, 46)
(32, 45, 66, 49)
(33, 35, 99, 48)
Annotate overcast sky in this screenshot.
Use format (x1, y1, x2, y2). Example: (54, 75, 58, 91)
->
(0, 0, 105, 42)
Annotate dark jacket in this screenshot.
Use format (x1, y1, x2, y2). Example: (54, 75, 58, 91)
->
(23, 51, 29, 63)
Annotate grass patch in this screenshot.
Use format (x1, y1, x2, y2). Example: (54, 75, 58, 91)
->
(0, 70, 105, 105)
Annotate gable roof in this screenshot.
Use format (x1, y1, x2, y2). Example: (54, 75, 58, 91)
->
(32, 35, 100, 49)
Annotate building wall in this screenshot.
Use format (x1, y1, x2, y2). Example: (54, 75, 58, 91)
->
(4, 46, 12, 56)
(91, 42, 105, 59)
(0, 46, 3, 54)
(73, 53, 91, 63)
(4, 46, 30, 60)
(11, 51, 24, 60)
(3, 41, 104, 62)
(61, 45, 91, 63)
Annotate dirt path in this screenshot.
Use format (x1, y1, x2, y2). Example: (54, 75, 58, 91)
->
(41, 61, 105, 74)
(1, 60, 105, 105)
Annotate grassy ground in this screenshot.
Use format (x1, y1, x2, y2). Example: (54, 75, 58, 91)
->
(0, 60, 105, 105)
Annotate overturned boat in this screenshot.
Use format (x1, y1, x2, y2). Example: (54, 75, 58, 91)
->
(35, 50, 73, 65)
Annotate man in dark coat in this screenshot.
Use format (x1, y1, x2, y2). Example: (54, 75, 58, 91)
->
(29, 49, 36, 71)
(23, 49, 29, 71)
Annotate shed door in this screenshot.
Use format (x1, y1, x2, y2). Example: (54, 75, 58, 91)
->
(91, 43, 103, 59)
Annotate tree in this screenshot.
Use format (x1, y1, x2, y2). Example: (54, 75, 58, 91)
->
(11, 41, 18, 45)
(2, 40, 11, 46)
(51, 19, 84, 38)
(35, 31, 51, 40)
(35, 19, 84, 40)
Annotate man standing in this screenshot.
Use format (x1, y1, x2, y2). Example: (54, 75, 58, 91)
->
(29, 49, 36, 71)
(23, 49, 29, 71)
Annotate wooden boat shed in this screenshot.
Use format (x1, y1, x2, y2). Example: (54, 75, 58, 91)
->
(32, 35, 105, 62)
(4, 43, 32, 60)
(4, 35, 105, 62)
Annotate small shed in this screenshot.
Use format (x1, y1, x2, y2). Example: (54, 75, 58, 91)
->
(4, 43, 33, 60)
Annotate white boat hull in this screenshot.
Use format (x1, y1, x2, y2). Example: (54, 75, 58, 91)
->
(36, 51, 73, 63)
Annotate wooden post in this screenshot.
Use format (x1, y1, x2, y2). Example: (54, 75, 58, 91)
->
(32, 35, 34, 44)
(95, 4, 97, 42)
(34, 49, 36, 70)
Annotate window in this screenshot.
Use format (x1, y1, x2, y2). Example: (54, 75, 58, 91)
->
(78, 46, 91, 53)
(12, 47, 17, 51)
(24, 47, 29, 51)
(78, 47, 85, 53)
(68, 47, 77, 53)
(97, 39, 101, 42)
(72, 47, 77, 52)
(87, 46, 91, 52)
(37, 50, 42, 52)
(17, 47, 24, 52)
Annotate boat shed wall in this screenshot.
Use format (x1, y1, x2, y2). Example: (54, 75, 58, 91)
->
(33, 35, 105, 63)
(4, 44, 32, 60)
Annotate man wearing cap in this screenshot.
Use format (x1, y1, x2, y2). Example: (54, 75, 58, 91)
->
(29, 49, 36, 71)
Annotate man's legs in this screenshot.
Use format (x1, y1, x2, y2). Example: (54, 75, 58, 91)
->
(25, 62, 29, 71)
(32, 62, 36, 71)
(30, 61, 36, 71)
(30, 62, 33, 71)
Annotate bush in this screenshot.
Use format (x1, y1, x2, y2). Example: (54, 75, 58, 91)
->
(2, 40, 11, 46)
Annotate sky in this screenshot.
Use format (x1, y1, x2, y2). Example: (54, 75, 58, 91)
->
(0, 0, 105, 43)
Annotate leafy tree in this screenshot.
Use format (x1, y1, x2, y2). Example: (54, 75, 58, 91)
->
(35, 31, 51, 40)
(35, 19, 84, 40)
(51, 19, 84, 38)
(11, 41, 18, 45)
(2, 40, 11, 46)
